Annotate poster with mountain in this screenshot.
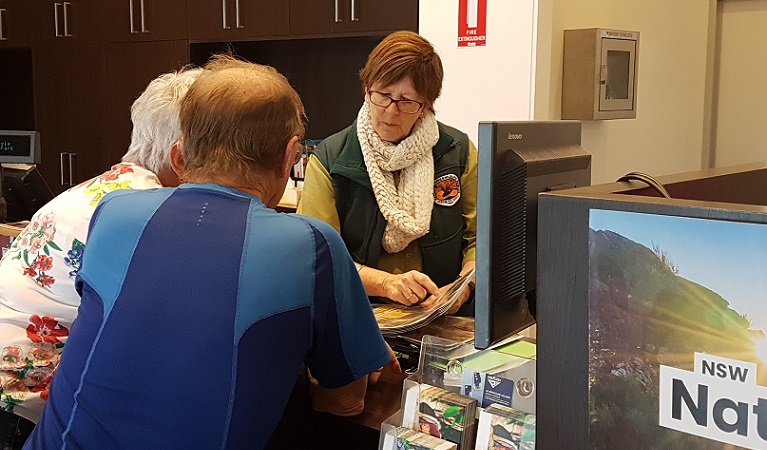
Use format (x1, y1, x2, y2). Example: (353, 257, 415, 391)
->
(588, 209, 767, 449)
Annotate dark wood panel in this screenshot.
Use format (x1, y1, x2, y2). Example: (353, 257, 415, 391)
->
(33, 44, 73, 193)
(347, 0, 417, 33)
(289, 0, 350, 35)
(32, 0, 102, 46)
(0, 48, 34, 130)
(187, 0, 289, 42)
(33, 43, 104, 194)
(100, 40, 190, 170)
(98, 0, 188, 43)
(191, 36, 382, 140)
(290, 0, 417, 37)
(536, 193, 592, 449)
(64, 43, 104, 184)
(0, 0, 33, 48)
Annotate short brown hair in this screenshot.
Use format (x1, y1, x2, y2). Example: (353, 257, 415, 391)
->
(359, 31, 443, 112)
(179, 55, 306, 185)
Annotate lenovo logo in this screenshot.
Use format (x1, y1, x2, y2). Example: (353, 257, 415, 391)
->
(507, 133, 523, 140)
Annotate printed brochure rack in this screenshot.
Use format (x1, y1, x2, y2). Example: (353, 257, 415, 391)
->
(378, 335, 537, 450)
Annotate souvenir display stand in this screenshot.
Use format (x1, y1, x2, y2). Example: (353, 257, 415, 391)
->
(378, 335, 537, 450)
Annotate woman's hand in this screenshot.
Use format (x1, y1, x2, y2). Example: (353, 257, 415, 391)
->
(380, 270, 440, 306)
(356, 264, 440, 306)
(418, 261, 476, 314)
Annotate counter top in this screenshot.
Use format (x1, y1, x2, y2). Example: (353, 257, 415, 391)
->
(276, 186, 301, 213)
(0, 221, 27, 238)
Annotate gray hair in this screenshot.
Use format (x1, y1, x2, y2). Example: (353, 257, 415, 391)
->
(121, 67, 203, 174)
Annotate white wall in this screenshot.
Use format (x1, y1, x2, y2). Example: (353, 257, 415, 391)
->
(537, 0, 717, 184)
(420, 0, 717, 184)
(419, 0, 537, 145)
(714, 0, 767, 168)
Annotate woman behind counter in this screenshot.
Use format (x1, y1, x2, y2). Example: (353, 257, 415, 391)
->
(298, 30, 477, 315)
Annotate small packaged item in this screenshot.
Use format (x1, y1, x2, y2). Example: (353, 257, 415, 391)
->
(475, 404, 536, 450)
(391, 427, 458, 450)
(416, 384, 478, 449)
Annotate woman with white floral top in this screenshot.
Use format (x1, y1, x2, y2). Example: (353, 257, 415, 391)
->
(0, 67, 201, 448)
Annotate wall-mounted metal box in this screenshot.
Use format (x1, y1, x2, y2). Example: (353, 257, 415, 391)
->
(562, 28, 639, 120)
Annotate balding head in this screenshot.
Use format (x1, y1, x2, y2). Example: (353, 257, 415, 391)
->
(178, 55, 306, 187)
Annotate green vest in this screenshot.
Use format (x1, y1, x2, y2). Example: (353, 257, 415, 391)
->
(314, 121, 469, 287)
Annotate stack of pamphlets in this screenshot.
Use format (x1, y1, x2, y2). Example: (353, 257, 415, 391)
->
(383, 427, 458, 450)
(402, 383, 478, 450)
(475, 404, 536, 450)
(397, 316, 475, 348)
(373, 268, 475, 336)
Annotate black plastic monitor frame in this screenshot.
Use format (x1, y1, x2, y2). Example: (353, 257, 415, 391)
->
(0, 130, 41, 165)
(475, 120, 591, 349)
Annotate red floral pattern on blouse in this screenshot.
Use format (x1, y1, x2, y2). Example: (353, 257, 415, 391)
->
(98, 164, 135, 182)
(26, 315, 69, 344)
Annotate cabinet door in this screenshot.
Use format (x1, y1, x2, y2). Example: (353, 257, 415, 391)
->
(33, 43, 105, 194)
(289, 0, 349, 36)
(347, 0, 417, 33)
(188, 0, 289, 42)
(290, 0, 417, 37)
(100, 40, 190, 168)
(98, 0, 187, 43)
(0, 0, 32, 48)
(0, 48, 34, 130)
(33, 0, 101, 46)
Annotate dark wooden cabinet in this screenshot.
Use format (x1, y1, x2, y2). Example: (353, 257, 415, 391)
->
(98, 0, 187, 43)
(0, 0, 33, 48)
(33, 1, 102, 46)
(187, 0, 289, 42)
(0, 2, 34, 131)
(289, 0, 417, 37)
(11, 0, 417, 194)
(34, 41, 190, 193)
(100, 40, 189, 167)
(289, 0, 348, 36)
(28, 0, 191, 193)
(33, 43, 105, 193)
(347, 0, 417, 34)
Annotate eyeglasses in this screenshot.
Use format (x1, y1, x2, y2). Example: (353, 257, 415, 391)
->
(293, 141, 305, 166)
(368, 90, 424, 114)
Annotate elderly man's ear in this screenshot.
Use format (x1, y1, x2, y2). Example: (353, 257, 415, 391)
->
(155, 142, 185, 187)
(170, 141, 185, 180)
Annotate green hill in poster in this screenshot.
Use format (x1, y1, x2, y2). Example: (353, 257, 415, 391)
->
(588, 228, 761, 449)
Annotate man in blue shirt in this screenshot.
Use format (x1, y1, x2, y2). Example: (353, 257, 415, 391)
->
(25, 55, 398, 449)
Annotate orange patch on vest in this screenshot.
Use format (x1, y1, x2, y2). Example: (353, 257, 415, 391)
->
(433, 174, 461, 206)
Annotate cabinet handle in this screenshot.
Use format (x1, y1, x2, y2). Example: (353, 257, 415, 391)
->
(54, 3, 62, 37)
(0, 9, 6, 41)
(221, 0, 230, 29)
(59, 153, 67, 186)
(235, 0, 242, 29)
(351, 0, 359, 22)
(63, 2, 72, 37)
(129, 0, 137, 33)
(140, 0, 147, 33)
(334, 0, 342, 23)
(68, 153, 77, 186)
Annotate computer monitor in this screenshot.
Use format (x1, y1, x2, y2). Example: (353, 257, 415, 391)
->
(0, 131, 41, 165)
(474, 120, 592, 349)
(2, 165, 54, 222)
(537, 164, 767, 449)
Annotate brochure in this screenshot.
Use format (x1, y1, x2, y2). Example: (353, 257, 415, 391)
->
(373, 268, 476, 336)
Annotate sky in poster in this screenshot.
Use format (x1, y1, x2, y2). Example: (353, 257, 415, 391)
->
(589, 209, 767, 332)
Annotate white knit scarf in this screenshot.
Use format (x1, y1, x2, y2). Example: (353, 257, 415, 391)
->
(356, 100, 440, 253)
